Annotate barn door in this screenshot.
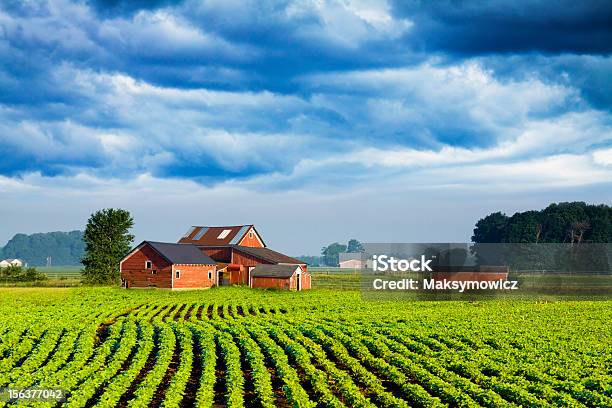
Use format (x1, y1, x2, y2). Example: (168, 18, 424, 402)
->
(297, 272, 301, 291)
(218, 271, 230, 286)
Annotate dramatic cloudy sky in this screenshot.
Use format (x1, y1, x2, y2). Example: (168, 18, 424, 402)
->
(0, 0, 611, 254)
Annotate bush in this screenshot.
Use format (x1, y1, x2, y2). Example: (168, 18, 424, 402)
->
(0, 265, 47, 282)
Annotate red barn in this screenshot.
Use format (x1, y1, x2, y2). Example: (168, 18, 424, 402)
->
(250, 264, 310, 291)
(178, 224, 310, 290)
(120, 241, 216, 290)
(120, 225, 311, 290)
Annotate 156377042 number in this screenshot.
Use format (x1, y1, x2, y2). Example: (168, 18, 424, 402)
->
(1, 388, 66, 402)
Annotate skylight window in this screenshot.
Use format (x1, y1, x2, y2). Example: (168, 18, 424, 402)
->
(193, 227, 208, 240)
(218, 229, 232, 239)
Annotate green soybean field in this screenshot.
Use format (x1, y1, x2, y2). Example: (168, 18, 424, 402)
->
(0, 287, 610, 407)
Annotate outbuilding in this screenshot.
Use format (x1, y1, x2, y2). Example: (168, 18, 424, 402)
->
(250, 264, 311, 291)
(0, 258, 24, 268)
(120, 241, 217, 290)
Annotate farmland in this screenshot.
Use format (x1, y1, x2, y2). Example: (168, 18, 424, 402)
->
(0, 287, 610, 407)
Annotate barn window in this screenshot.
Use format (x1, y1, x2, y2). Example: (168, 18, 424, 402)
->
(145, 260, 152, 269)
(151, 269, 157, 275)
(249, 231, 254, 239)
(217, 229, 232, 239)
(208, 270, 212, 280)
(175, 270, 181, 279)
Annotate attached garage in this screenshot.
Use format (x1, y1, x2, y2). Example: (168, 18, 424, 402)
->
(250, 264, 311, 291)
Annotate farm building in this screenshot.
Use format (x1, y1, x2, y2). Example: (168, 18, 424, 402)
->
(120, 225, 311, 290)
(339, 252, 366, 269)
(120, 241, 217, 290)
(250, 264, 311, 290)
(178, 224, 309, 289)
(0, 258, 24, 268)
(199, 245, 309, 286)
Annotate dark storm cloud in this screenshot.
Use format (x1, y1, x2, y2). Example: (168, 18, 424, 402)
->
(0, 0, 610, 185)
(391, 0, 612, 55)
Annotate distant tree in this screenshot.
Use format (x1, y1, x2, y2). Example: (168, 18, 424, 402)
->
(346, 239, 364, 253)
(585, 204, 612, 243)
(504, 211, 542, 243)
(540, 202, 588, 242)
(295, 255, 323, 266)
(321, 242, 347, 267)
(567, 221, 590, 244)
(471, 212, 508, 243)
(81, 209, 134, 284)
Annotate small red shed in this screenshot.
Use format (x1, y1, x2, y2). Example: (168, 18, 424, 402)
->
(250, 264, 311, 291)
(120, 241, 217, 290)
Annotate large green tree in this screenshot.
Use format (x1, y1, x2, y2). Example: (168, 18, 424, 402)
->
(471, 212, 508, 243)
(81, 208, 134, 284)
(321, 242, 347, 266)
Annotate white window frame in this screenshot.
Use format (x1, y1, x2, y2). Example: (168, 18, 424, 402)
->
(175, 270, 181, 279)
(248, 266, 255, 287)
(217, 229, 232, 239)
(145, 260, 152, 269)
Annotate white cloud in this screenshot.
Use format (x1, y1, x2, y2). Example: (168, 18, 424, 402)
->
(288, 0, 411, 48)
(97, 9, 255, 61)
(592, 148, 612, 166)
(304, 61, 579, 145)
(333, 112, 612, 168)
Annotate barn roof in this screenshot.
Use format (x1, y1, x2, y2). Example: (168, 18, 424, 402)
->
(233, 246, 306, 265)
(178, 225, 265, 246)
(251, 264, 301, 278)
(143, 241, 216, 265)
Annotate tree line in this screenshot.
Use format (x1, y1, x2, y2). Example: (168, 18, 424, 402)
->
(472, 202, 611, 244)
(471, 202, 611, 272)
(297, 239, 364, 267)
(0, 231, 85, 266)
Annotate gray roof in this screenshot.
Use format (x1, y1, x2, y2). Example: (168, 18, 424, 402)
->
(234, 246, 306, 265)
(251, 264, 301, 278)
(144, 241, 216, 265)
